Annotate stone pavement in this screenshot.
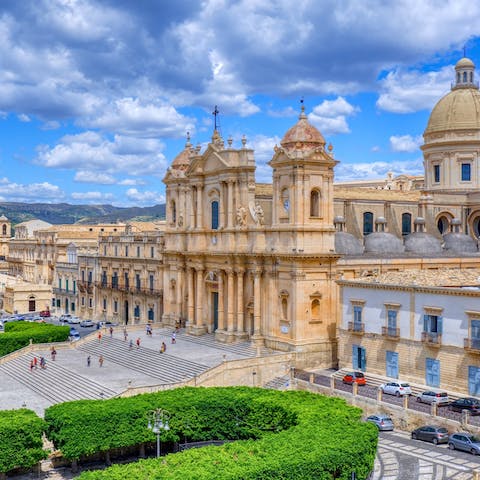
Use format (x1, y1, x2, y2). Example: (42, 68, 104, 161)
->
(0, 326, 274, 416)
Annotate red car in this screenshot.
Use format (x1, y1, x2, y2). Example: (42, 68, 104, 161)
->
(40, 310, 51, 317)
(342, 371, 366, 386)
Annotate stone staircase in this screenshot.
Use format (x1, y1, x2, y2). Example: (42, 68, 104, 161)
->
(76, 337, 209, 384)
(0, 353, 118, 404)
(263, 375, 291, 390)
(170, 329, 272, 357)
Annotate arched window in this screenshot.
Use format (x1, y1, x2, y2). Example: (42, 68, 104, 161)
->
(473, 216, 480, 238)
(134, 305, 140, 318)
(311, 299, 320, 319)
(363, 212, 374, 236)
(281, 188, 290, 217)
(2, 225, 6, 235)
(457, 72, 461, 83)
(401, 213, 412, 235)
(437, 215, 450, 234)
(310, 189, 320, 217)
(463, 71, 467, 82)
(281, 298, 288, 320)
(171, 200, 177, 224)
(211, 200, 219, 229)
(470, 72, 474, 83)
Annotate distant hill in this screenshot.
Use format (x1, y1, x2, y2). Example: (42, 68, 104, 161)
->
(0, 202, 166, 225)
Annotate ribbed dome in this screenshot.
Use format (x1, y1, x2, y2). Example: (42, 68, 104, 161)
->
(280, 107, 326, 152)
(424, 88, 480, 136)
(456, 57, 475, 69)
(335, 232, 364, 255)
(443, 232, 478, 253)
(171, 134, 192, 170)
(364, 233, 405, 254)
(404, 232, 442, 254)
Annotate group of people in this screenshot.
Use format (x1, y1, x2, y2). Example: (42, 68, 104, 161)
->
(29, 356, 47, 371)
(86, 355, 103, 367)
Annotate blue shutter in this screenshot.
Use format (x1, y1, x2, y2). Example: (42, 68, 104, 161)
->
(386, 351, 399, 378)
(360, 347, 367, 371)
(211, 201, 219, 230)
(423, 314, 428, 332)
(437, 316, 443, 334)
(426, 358, 440, 388)
(469, 366, 480, 396)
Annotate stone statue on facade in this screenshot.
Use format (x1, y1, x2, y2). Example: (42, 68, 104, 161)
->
(236, 205, 247, 227)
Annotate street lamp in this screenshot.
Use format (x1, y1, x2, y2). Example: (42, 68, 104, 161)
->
(147, 409, 170, 458)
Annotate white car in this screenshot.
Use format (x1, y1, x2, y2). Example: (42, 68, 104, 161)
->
(68, 316, 81, 324)
(59, 314, 72, 323)
(80, 319, 94, 328)
(380, 381, 412, 397)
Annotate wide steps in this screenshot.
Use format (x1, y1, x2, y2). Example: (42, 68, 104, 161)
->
(171, 330, 271, 357)
(263, 375, 290, 390)
(76, 337, 208, 384)
(0, 353, 118, 404)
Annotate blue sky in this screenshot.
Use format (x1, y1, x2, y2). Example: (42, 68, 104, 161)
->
(0, 0, 479, 206)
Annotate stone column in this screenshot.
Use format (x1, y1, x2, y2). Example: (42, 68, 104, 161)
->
(193, 268, 205, 333)
(197, 185, 204, 229)
(252, 269, 263, 344)
(236, 269, 245, 335)
(226, 269, 235, 332)
(176, 266, 183, 321)
(227, 180, 233, 228)
(187, 268, 194, 326)
(217, 271, 225, 331)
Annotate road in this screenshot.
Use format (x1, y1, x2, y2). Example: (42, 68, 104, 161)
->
(375, 430, 480, 479)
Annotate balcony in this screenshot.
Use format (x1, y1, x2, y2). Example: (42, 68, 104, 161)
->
(381, 326, 400, 340)
(347, 321, 365, 335)
(464, 338, 480, 354)
(421, 331, 442, 347)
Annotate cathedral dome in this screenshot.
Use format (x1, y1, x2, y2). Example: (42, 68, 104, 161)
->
(443, 232, 478, 254)
(364, 233, 405, 254)
(404, 232, 442, 254)
(280, 105, 326, 152)
(424, 57, 480, 137)
(171, 134, 193, 170)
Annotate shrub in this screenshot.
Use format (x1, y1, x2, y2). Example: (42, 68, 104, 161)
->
(0, 409, 47, 475)
(44, 387, 377, 479)
(0, 322, 70, 356)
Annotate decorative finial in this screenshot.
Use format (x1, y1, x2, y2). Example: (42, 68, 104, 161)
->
(328, 143, 333, 152)
(186, 131, 191, 147)
(241, 135, 247, 148)
(299, 96, 306, 119)
(228, 135, 233, 147)
(195, 143, 201, 153)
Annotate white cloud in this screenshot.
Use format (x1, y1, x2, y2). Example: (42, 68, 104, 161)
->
(390, 134, 423, 153)
(335, 158, 424, 182)
(36, 132, 167, 177)
(71, 191, 114, 202)
(125, 188, 164, 205)
(371, 145, 381, 153)
(118, 178, 146, 186)
(17, 114, 30, 122)
(0, 179, 64, 202)
(267, 106, 297, 118)
(308, 97, 359, 135)
(74, 171, 116, 184)
(247, 134, 280, 183)
(377, 66, 452, 113)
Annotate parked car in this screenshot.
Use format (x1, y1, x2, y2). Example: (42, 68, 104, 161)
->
(80, 319, 94, 328)
(448, 433, 480, 454)
(411, 425, 449, 445)
(68, 316, 81, 324)
(448, 397, 480, 415)
(342, 371, 366, 385)
(96, 320, 119, 328)
(416, 391, 449, 406)
(69, 327, 80, 341)
(380, 382, 412, 397)
(59, 314, 73, 323)
(366, 414, 394, 431)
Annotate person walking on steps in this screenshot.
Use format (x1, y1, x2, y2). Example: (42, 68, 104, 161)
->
(109, 326, 113, 337)
(136, 337, 141, 349)
(99, 355, 104, 367)
(171, 331, 176, 344)
(87, 355, 91, 367)
(160, 342, 166, 353)
(129, 339, 133, 350)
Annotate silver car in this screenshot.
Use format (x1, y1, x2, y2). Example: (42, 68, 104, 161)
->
(448, 433, 480, 455)
(416, 390, 449, 406)
(366, 414, 394, 431)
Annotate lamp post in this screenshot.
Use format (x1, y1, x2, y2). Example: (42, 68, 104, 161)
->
(147, 409, 170, 458)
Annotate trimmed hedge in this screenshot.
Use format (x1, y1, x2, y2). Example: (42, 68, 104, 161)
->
(0, 409, 47, 475)
(0, 322, 70, 356)
(44, 387, 377, 479)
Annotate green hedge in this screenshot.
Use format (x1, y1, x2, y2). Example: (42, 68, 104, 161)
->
(0, 322, 70, 356)
(0, 409, 47, 475)
(44, 387, 377, 479)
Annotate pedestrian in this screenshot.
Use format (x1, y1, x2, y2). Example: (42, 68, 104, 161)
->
(136, 337, 141, 349)
(129, 339, 133, 350)
(123, 327, 128, 341)
(40, 357, 46, 369)
(33, 356, 38, 370)
(160, 342, 166, 353)
(146, 324, 152, 336)
(171, 331, 176, 344)
(29, 360, 34, 372)
(51, 347, 57, 361)
(98, 331, 102, 341)
(109, 326, 113, 337)
(99, 355, 104, 367)
(87, 355, 91, 367)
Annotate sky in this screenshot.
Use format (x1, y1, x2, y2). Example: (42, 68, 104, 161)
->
(0, 0, 479, 206)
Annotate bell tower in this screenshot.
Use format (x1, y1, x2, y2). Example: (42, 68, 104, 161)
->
(269, 104, 338, 254)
